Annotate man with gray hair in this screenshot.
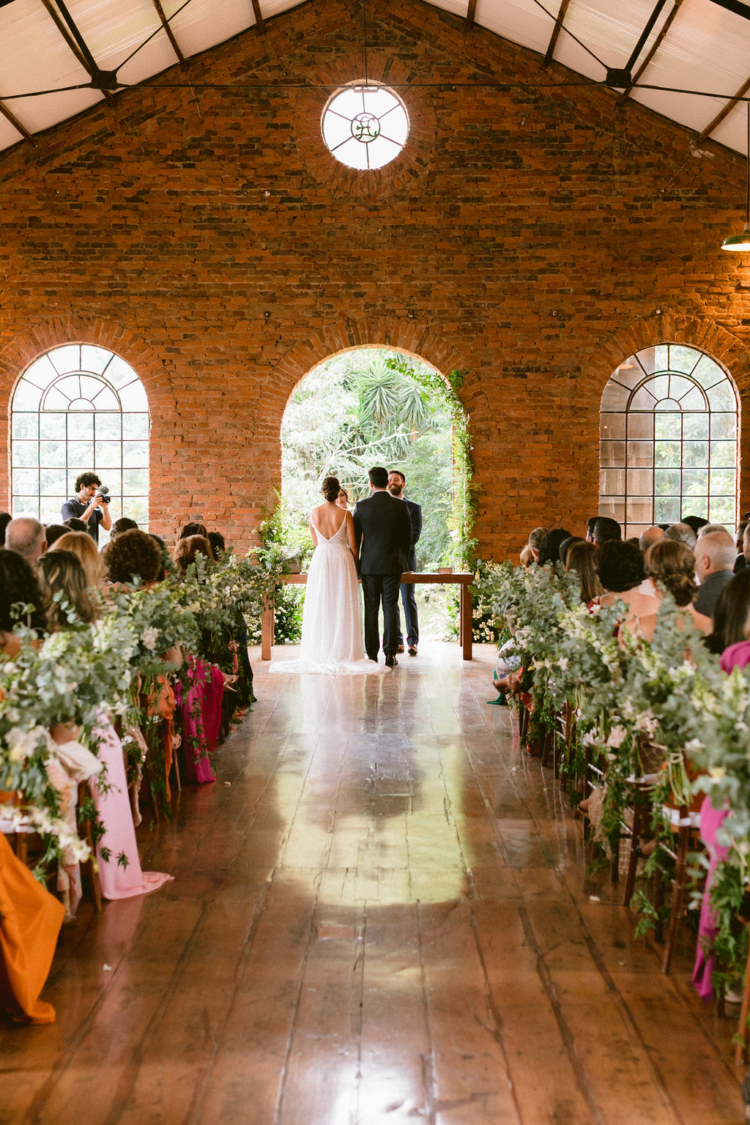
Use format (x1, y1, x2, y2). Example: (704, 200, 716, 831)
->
(664, 522, 697, 551)
(694, 529, 736, 617)
(4, 517, 47, 565)
(697, 523, 731, 538)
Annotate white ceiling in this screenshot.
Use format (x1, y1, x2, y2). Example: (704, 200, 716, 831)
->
(0, 0, 749, 158)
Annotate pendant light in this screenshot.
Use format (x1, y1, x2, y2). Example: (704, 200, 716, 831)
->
(722, 103, 750, 251)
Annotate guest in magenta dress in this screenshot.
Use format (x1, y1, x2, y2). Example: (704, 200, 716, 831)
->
(176, 657, 225, 784)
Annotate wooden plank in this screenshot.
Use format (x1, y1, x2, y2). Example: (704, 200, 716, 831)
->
(616, 0, 684, 104)
(698, 73, 750, 143)
(466, 0, 477, 27)
(542, 0, 571, 66)
(152, 0, 186, 65)
(0, 100, 35, 145)
(251, 0, 266, 33)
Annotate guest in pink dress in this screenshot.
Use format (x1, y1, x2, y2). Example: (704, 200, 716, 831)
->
(89, 719, 173, 900)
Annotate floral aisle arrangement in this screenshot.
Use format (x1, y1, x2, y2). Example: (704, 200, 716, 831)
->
(488, 560, 750, 991)
(0, 550, 267, 878)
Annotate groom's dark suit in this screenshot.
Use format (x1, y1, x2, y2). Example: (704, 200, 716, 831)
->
(353, 489, 413, 659)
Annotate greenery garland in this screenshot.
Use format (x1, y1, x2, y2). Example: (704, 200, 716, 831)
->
(486, 558, 750, 1004)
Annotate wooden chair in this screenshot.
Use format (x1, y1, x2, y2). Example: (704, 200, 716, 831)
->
(77, 780, 102, 913)
(659, 804, 702, 974)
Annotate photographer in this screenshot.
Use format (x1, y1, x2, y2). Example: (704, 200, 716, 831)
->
(61, 472, 112, 544)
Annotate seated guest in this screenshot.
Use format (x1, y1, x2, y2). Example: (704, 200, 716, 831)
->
(336, 488, 349, 511)
(208, 530, 226, 559)
(36, 550, 98, 629)
(519, 545, 534, 568)
(528, 526, 548, 562)
(0, 550, 47, 650)
(111, 517, 139, 537)
(5, 517, 47, 565)
(706, 571, 750, 656)
(537, 527, 572, 566)
(639, 540, 711, 641)
(564, 540, 603, 604)
(0, 512, 11, 546)
(104, 528, 163, 586)
(558, 535, 583, 568)
(63, 517, 88, 533)
(179, 521, 209, 540)
(595, 540, 660, 628)
(639, 526, 664, 552)
(664, 522, 697, 550)
(693, 530, 736, 617)
(52, 530, 105, 589)
(697, 522, 730, 538)
(682, 515, 709, 536)
(592, 516, 622, 547)
(44, 523, 68, 548)
(174, 534, 214, 575)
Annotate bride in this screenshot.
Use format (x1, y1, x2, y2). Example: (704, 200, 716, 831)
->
(269, 476, 389, 675)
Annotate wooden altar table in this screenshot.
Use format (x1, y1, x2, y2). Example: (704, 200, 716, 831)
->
(260, 572, 475, 660)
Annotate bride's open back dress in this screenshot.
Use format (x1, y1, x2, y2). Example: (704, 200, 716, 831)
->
(269, 512, 389, 675)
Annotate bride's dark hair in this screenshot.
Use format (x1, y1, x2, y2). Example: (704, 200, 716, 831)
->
(322, 475, 340, 502)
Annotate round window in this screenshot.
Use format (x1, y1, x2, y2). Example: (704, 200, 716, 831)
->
(321, 84, 409, 170)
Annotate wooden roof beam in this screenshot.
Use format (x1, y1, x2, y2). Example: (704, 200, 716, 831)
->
(0, 100, 36, 146)
(466, 0, 477, 27)
(152, 0, 187, 65)
(542, 0, 571, 67)
(617, 0, 683, 104)
(698, 73, 750, 143)
(39, 0, 116, 105)
(251, 0, 266, 33)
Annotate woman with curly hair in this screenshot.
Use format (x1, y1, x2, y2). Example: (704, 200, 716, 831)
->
(173, 534, 214, 575)
(595, 540, 660, 631)
(638, 539, 711, 642)
(104, 528, 163, 587)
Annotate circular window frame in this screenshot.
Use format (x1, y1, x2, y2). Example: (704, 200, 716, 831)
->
(295, 60, 436, 199)
(320, 83, 410, 171)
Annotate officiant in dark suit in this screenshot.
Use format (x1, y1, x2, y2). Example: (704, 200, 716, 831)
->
(353, 466, 413, 667)
(388, 470, 422, 656)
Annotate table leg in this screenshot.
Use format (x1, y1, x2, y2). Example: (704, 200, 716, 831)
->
(460, 584, 472, 661)
(261, 605, 274, 661)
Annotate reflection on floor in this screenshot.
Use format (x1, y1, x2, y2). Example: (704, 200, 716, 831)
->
(0, 642, 742, 1124)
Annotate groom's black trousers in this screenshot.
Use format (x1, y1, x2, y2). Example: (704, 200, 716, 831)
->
(361, 573, 401, 658)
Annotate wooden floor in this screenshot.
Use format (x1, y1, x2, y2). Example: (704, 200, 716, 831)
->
(0, 642, 743, 1125)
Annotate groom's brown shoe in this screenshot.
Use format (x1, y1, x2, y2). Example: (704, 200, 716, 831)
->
(397, 644, 405, 653)
(408, 645, 417, 656)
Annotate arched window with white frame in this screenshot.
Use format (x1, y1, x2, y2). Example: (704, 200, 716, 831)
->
(10, 344, 150, 534)
(599, 344, 738, 538)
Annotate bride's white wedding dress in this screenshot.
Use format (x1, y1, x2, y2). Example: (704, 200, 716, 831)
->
(269, 513, 389, 675)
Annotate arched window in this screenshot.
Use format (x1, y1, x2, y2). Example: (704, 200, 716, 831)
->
(600, 344, 738, 537)
(11, 344, 149, 532)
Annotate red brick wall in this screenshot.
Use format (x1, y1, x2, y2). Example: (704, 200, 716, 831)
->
(1, 0, 750, 557)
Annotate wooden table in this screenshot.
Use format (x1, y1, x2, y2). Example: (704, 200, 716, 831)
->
(261, 572, 475, 660)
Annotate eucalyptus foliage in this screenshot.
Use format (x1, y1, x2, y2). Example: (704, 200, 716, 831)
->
(489, 560, 750, 985)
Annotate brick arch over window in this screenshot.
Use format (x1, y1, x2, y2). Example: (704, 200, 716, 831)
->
(0, 316, 177, 523)
(578, 312, 750, 508)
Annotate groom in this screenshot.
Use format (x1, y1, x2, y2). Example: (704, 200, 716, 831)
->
(353, 466, 413, 667)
